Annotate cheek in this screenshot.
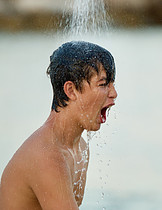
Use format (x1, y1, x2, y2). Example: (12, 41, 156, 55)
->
(77, 89, 105, 113)
(79, 94, 94, 108)
(86, 95, 100, 110)
(78, 98, 95, 118)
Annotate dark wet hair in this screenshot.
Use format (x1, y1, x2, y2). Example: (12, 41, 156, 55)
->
(47, 41, 116, 112)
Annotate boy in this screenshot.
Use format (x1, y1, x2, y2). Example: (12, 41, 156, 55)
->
(0, 41, 117, 210)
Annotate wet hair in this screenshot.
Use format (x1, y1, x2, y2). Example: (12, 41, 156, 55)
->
(47, 41, 116, 112)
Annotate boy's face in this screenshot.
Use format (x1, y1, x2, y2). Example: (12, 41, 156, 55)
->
(76, 68, 117, 131)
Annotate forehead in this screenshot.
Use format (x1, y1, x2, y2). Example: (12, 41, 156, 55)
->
(93, 61, 115, 83)
(91, 64, 107, 81)
(98, 69, 107, 78)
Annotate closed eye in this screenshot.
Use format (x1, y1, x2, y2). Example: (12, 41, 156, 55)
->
(99, 82, 108, 87)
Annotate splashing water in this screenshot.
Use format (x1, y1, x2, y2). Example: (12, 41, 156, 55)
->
(65, 0, 109, 36)
(73, 132, 90, 199)
(62, 0, 116, 205)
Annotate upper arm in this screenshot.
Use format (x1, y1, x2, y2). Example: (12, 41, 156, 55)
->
(29, 153, 79, 210)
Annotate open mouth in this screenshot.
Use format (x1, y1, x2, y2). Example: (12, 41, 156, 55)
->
(100, 107, 108, 123)
(100, 105, 113, 123)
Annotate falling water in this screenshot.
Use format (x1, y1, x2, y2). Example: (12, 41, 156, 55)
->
(63, 0, 113, 207)
(65, 0, 109, 36)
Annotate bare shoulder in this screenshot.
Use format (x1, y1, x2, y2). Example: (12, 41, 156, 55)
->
(17, 127, 73, 186)
(26, 139, 78, 209)
(1, 127, 79, 210)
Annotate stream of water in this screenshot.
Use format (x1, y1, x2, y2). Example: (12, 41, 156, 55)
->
(64, 0, 109, 37)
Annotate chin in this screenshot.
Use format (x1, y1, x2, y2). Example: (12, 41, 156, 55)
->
(88, 123, 101, 132)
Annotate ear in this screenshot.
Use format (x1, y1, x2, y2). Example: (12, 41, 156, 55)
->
(64, 81, 77, 101)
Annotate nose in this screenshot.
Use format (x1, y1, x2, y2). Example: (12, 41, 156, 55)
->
(108, 83, 117, 99)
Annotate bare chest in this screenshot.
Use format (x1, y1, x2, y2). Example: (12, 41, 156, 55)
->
(70, 151, 89, 206)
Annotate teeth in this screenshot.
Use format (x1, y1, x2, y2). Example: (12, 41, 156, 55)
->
(101, 115, 106, 123)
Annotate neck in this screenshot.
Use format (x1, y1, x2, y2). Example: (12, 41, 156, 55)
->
(45, 107, 84, 149)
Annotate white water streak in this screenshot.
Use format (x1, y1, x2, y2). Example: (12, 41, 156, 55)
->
(66, 0, 109, 36)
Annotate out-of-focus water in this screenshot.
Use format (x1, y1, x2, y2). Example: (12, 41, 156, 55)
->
(0, 27, 162, 209)
(67, 0, 108, 36)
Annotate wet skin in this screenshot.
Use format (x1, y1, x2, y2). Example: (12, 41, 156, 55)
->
(75, 69, 117, 131)
(0, 69, 117, 210)
(0, 127, 88, 210)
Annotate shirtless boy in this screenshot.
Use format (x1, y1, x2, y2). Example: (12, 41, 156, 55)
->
(0, 41, 117, 210)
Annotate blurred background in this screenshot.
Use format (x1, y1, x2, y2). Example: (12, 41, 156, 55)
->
(0, 0, 162, 210)
(0, 0, 162, 30)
